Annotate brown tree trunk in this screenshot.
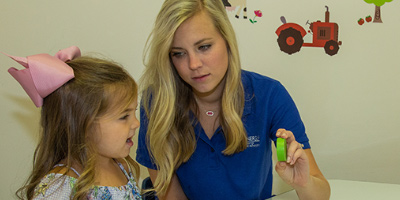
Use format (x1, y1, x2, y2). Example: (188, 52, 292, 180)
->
(373, 5, 383, 23)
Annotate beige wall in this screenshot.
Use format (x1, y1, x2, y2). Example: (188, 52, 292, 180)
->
(1, 0, 399, 199)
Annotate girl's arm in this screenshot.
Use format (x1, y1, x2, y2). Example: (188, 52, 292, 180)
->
(148, 168, 188, 200)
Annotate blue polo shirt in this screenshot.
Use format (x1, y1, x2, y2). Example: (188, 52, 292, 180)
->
(136, 70, 310, 199)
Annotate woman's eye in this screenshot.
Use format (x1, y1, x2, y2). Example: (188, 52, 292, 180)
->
(171, 51, 185, 58)
(199, 44, 211, 51)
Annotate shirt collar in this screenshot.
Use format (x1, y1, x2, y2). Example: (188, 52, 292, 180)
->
(241, 70, 253, 118)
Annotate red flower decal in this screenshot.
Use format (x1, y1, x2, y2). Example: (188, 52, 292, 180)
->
(254, 10, 263, 17)
(250, 10, 263, 24)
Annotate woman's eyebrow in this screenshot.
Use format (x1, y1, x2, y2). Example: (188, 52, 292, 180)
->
(194, 38, 212, 46)
(171, 38, 213, 50)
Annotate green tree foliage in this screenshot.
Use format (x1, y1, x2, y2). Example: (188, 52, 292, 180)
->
(364, 0, 393, 7)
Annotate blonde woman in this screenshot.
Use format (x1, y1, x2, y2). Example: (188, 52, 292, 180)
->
(136, 0, 330, 199)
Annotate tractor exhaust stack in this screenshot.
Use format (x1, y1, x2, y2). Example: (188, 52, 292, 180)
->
(325, 6, 330, 22)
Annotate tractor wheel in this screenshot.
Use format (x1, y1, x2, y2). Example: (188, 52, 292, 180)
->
(324, 40, 339, 56)
(277, 27, 303, 55)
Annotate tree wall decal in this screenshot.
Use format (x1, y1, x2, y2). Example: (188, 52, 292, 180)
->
(364, 0, 393, 23)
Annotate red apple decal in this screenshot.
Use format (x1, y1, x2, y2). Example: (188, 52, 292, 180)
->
(366, 15, 372, 22)
(358, 18, 365, 25)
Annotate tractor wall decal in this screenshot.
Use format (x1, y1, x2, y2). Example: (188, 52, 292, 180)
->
(276, 6, 342, 56)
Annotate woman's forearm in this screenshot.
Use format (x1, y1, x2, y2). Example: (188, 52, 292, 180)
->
(295, 174, 331, 200)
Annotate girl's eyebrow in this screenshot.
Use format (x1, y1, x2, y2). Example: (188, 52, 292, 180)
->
(122, 108, 135, 113)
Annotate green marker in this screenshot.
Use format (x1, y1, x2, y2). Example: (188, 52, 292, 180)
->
(277, 138, 287, 162)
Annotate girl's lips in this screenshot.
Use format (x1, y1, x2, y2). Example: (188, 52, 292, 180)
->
(126, 137, 134, 147)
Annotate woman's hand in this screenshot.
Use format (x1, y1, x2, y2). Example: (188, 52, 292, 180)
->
(274, 128, 331, 200)
(275, 128, 310, 187)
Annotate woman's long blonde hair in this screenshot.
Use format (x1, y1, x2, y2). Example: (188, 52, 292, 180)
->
(140, 0, 246, 196)
(16, 56, 140, 200)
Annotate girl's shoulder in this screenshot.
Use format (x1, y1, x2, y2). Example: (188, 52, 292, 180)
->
(89, 159, 142, 200)
(115, 158, 130, 173)
(32, 173, 77, 200)
(49, 165, 80, 178)
(33, 160, 142, 200)
(32, 164, 81, 199)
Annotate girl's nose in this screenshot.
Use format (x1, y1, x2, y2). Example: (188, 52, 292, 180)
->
(131, 117, 140, 129)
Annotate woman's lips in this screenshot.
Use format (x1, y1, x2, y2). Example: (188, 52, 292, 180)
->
(193, 74, 210, 82)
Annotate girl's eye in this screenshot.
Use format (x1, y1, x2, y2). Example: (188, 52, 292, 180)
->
(199, 44, 211, 51)
(119, 114, 130, 120)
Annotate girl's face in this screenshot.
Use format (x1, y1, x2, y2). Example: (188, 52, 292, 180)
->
(170, 11, 229, 97)
(94, 99, 139, 162)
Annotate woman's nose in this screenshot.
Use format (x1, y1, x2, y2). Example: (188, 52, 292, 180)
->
(188, 53, 202, 70)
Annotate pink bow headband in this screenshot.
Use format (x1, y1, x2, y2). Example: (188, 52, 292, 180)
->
(3, 46, 81, 107)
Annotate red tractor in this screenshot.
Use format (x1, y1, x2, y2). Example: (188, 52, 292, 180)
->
(276, 6, 342, 56)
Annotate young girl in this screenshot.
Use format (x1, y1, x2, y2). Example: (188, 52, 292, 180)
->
(4, 46, 142, 200)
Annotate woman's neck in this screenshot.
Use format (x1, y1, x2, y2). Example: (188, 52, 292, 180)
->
(193, 75, 225, 107)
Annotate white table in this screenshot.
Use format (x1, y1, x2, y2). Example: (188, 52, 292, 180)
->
(268, 179, 400, 200)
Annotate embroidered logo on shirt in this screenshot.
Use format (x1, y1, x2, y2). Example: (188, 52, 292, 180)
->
(247, 136, 260, 147)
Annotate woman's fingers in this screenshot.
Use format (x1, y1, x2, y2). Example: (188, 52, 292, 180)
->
(288, 143, 304, 165)
(276, 128, 304, 165)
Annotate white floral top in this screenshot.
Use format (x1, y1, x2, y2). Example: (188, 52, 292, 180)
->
(33, 160, 142, 199)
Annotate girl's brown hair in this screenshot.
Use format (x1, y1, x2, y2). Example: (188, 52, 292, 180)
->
(16, 56, 140, 200)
